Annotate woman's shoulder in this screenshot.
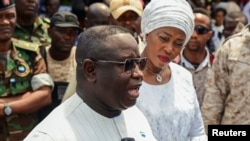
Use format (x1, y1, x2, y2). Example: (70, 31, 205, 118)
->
(169, 62, 198, 103)
(169, 62, 194, 88)
(169, 62, 192, 78)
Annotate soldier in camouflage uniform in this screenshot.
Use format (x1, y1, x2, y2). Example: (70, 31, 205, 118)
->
(0, 1, 54, 140)
(201, 24, 250, 133)
(13, 0, 51, 47)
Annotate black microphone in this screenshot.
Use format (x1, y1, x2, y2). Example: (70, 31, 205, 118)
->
(121, 137, 135, 141)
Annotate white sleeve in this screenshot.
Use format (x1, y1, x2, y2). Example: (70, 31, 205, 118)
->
(31, 73, 54, 90)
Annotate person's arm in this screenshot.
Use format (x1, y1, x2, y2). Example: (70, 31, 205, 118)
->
(201, 43, 230, 133)
(0, 73, 54, 117)
(0, 86, 51, 117)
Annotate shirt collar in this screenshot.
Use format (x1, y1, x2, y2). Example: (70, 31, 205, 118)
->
(180, 47, 211, 71)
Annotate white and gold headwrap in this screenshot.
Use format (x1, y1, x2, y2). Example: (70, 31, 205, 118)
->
(141, 0, 194, 46)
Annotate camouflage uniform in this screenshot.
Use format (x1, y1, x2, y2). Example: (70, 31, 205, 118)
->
(13, 17, 51, 47)
(201, 25, 250, 132)
(0, 38, 46, 141)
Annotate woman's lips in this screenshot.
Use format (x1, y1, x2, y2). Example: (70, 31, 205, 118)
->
(158, 55, 169, 63)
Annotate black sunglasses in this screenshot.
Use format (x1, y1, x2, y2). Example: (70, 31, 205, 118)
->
(194, 25, 210, 35)
(94, 57, 147, 73)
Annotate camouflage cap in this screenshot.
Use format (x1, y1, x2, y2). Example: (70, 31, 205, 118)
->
(0, 0, 15, 11)
(50, 11, 82, 32)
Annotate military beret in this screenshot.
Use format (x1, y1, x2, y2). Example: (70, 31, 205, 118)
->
(0, 0, 15, 11)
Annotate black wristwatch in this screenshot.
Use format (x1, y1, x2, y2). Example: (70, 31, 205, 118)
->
(3, 103, 12, 116)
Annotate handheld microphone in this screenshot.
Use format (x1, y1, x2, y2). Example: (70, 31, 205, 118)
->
(121, 137, 135, 141)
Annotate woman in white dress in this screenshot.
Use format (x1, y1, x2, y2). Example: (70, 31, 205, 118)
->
(136, 0, 208, 140)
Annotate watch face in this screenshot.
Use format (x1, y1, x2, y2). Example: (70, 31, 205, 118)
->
(4, 106, 12, 116)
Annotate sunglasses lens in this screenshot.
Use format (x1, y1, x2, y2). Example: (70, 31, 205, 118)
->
(124, 58, 147, 72)
(139, 58, 147, 70)
(195, 26, 209, 34)
(124, 59, 135, 72)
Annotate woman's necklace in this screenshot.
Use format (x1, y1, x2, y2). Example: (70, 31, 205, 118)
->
(145, 67, 163, 83)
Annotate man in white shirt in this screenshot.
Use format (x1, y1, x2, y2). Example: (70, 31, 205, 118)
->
(62, 0, 145, 102)
(24, 25, 157, 141)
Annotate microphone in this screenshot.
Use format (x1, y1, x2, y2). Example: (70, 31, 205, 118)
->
(121, 137, 135, 141)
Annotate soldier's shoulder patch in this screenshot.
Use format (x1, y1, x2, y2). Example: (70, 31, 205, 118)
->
(11, 38, 39, 53)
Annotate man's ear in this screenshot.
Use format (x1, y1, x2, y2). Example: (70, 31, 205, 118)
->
(82, 59, 96, 82)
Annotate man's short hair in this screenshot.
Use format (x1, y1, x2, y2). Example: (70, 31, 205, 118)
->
(75, 25, 130, 79)
(193, 7, 210, 18)
(211, 7, 227, 19)
(193, 7, 211, 29)
(76, 25, 129, 65)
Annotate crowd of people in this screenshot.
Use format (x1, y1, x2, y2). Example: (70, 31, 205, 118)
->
(1, 0, 250, 141)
